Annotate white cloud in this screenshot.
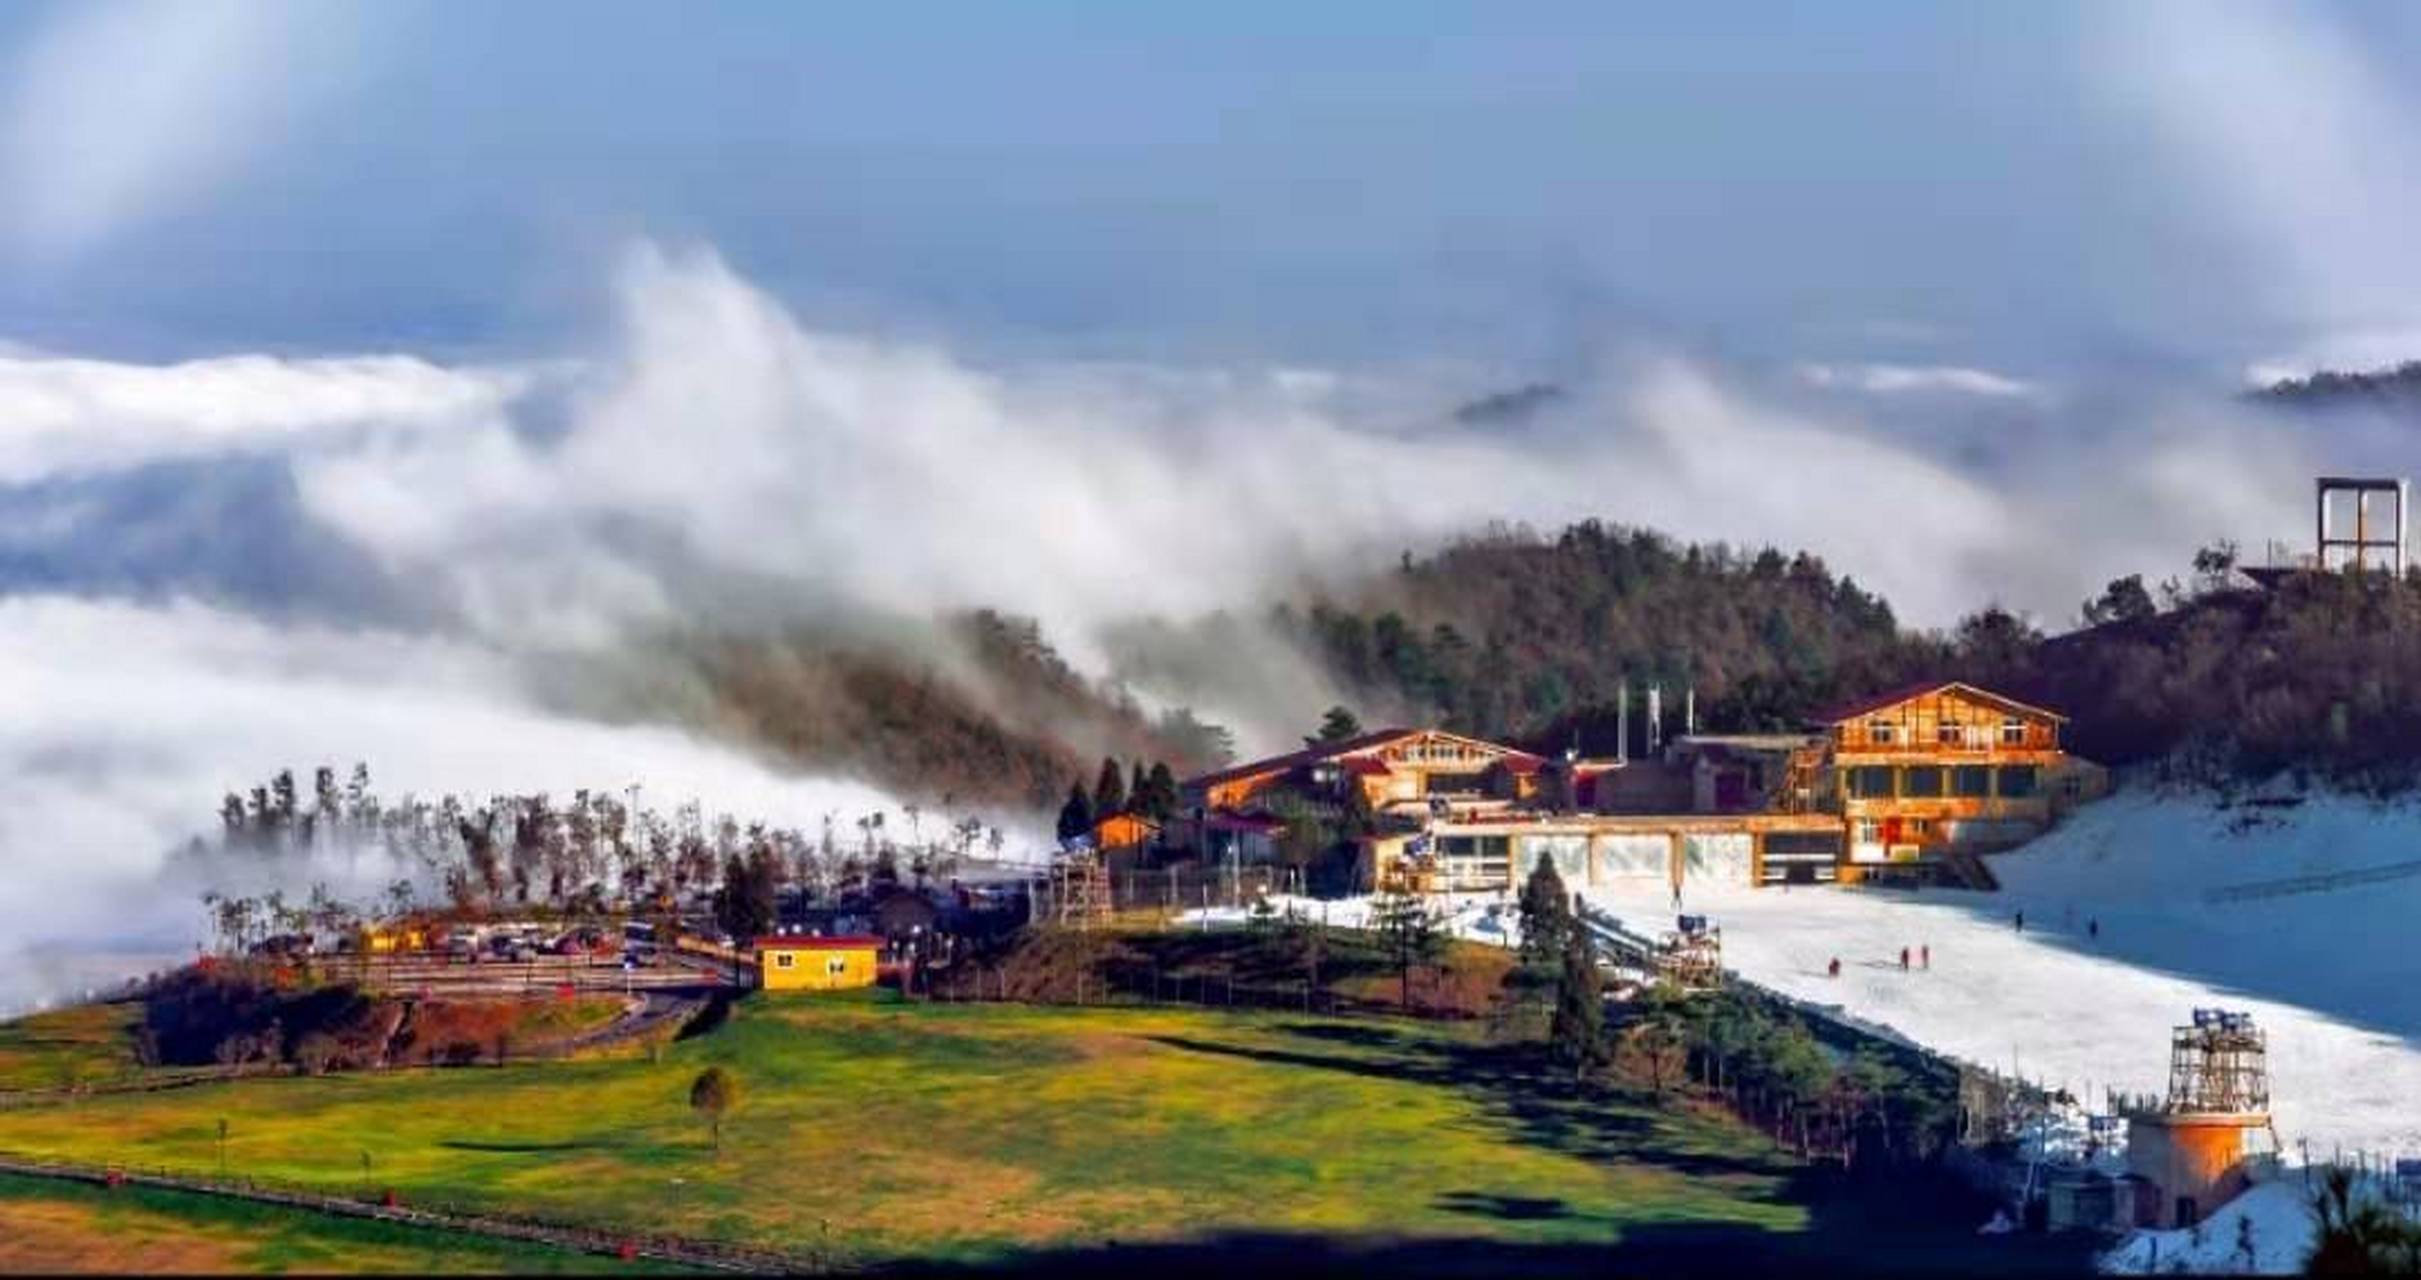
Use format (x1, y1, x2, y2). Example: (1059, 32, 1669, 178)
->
(0, 594, 921, 1015)
(1797, 361, 2036, 398)
(0, 0, 346, 260)
(273, 244, 2029, 645)
(0, 351, 528, 483)
(2093, 2, 2421, 364)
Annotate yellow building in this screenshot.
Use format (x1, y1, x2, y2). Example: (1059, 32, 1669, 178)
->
(754, 934, 882, 993)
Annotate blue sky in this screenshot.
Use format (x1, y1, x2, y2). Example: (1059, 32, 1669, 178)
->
(8, 1, 2409, 376)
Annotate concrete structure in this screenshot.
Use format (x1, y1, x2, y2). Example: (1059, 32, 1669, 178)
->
(754, 933, 882, 992)
(2125, 1009, 2279, 1229)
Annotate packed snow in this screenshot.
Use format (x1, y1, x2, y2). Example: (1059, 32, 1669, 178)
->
(1585, 789, 2421, 1162)
(2097, 1179, 2316, 1275)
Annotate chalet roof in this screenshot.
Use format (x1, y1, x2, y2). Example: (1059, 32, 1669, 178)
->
(1181, 727, 1423, 792)
(756, 934, 884, 952)
(1182, 727, 1545, 792)
(1809, 680, 2068, 727)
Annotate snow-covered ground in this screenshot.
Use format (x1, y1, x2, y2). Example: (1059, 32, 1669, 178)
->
(1180, 891, 1526, 950)
(2096, 1179, 2316, 1275)
(1585, 788, 2421, 1160)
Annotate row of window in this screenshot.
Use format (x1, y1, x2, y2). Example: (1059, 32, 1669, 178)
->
(1844, 763, 2039, 800)
(1867, 715, 2032, 746)
(770, 953, 853, 975)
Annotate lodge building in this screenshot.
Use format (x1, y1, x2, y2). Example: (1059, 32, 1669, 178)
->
(1172, 681, 2106, 894)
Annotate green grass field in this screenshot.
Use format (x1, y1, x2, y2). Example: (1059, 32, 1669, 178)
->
(0, 1171, 682, 1274)
(0, 991, 2088, 1274)
(0, 1002, 145, 1090)
(0, 992, 1811, 1266)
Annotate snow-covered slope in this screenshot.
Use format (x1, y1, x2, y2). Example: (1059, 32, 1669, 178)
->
(1584, 788, 2421, 1158)
(2098, 1179, 2314, 1275)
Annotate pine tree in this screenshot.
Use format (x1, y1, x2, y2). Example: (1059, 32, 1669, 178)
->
(1549, 926, 1608, 1083)
(1308, 705, 1363, 747)
(1517, 858, 1574, 973)
(1055, 782, 1094, 845)
(1142, 762, 1180, 821)
(1092, 757, 1127, 820)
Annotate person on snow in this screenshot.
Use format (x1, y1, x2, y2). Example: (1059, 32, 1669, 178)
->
(1898, 946, 1910, 971)
(1827, 956, 1842, 979)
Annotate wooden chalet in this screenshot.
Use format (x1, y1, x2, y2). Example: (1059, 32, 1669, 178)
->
(1813, 680, 2107, 877)
(1178, 680, 2106, 895)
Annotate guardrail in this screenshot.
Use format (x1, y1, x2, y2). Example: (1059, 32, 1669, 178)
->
(0, 1153, 824, 1273)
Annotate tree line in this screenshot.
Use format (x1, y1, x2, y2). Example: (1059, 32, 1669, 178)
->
(1503, 858, 1958, 1171)
(196, 763, 1017, 953)
(1053, 755, 1184, 845)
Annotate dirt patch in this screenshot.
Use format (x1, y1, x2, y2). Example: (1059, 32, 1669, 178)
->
(0, 1196, 247, 1274)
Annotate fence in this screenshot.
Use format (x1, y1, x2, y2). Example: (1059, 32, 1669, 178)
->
(2203, 856, 2421, 905)
(0, 1153, 825, 1273)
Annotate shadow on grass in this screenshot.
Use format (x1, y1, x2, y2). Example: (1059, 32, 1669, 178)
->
(1433, 1189, 1577, 1221)
(1109, 1024, 2097, 1277)
(437, 1138, 622, 1154)
(1143, 1032, 1735, 1179)
(864, 1206, 2095, 1279)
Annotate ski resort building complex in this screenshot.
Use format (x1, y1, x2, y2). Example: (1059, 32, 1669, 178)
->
(1175, 681, 2107, 893)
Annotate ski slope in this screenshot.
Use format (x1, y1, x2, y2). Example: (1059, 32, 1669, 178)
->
(1583, 788, 2421, 1160)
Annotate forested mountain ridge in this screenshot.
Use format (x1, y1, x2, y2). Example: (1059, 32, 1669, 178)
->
(654, 518, 2421, 812)
(2249, 361, 2421, 412)
(1274, 521, 1948, 749)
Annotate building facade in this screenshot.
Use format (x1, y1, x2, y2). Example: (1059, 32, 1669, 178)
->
(1177, 680, 2105, 894)
(755, 934, 882, 992)
(1816, 682, 2108, 877)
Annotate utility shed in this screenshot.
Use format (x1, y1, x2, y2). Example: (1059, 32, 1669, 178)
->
(755, 934, 883, 993)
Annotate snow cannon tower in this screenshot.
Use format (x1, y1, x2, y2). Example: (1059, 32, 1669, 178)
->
(2125, 1009, 2279, 1229)
(1655, 913, 1723, 992)
(1047, 839, 1112, 931)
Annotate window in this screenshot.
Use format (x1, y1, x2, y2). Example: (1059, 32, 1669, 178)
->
(1868, 717, 1897, 745)
(2000, 717, 2027, 746)
(825, 957, 848, 976)
(1938, 721, 1965, 746)
(1901, 766, 1945, 798)
(1904, 817, 1933, 837)
(1953, 765, 1992, 798)
(774, 953, 796, 969)
(1847, 765, 1895, 798)
(1998, 765, 2039, 798)
(1855, 818, 1882, 844)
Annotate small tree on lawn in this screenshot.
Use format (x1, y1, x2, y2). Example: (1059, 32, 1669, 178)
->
(1372, 888, 1447, 1013)
(690, 1066, 739, 1155)
(1549, 926, 1608, 1084)
(1504, 858, 1575, 1037)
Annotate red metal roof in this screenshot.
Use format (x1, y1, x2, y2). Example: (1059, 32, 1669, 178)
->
(1181, 728, 1546, 792)
(1180, 728, 1423, 792)
(755, 934, 884, 951)
(1808, 680, 2067, 726)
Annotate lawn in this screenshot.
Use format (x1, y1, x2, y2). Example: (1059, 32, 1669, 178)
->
(0, 1002, 145, 1090)
(0, 992, 1810, 1268)
(0, 1171, 682, 1274)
